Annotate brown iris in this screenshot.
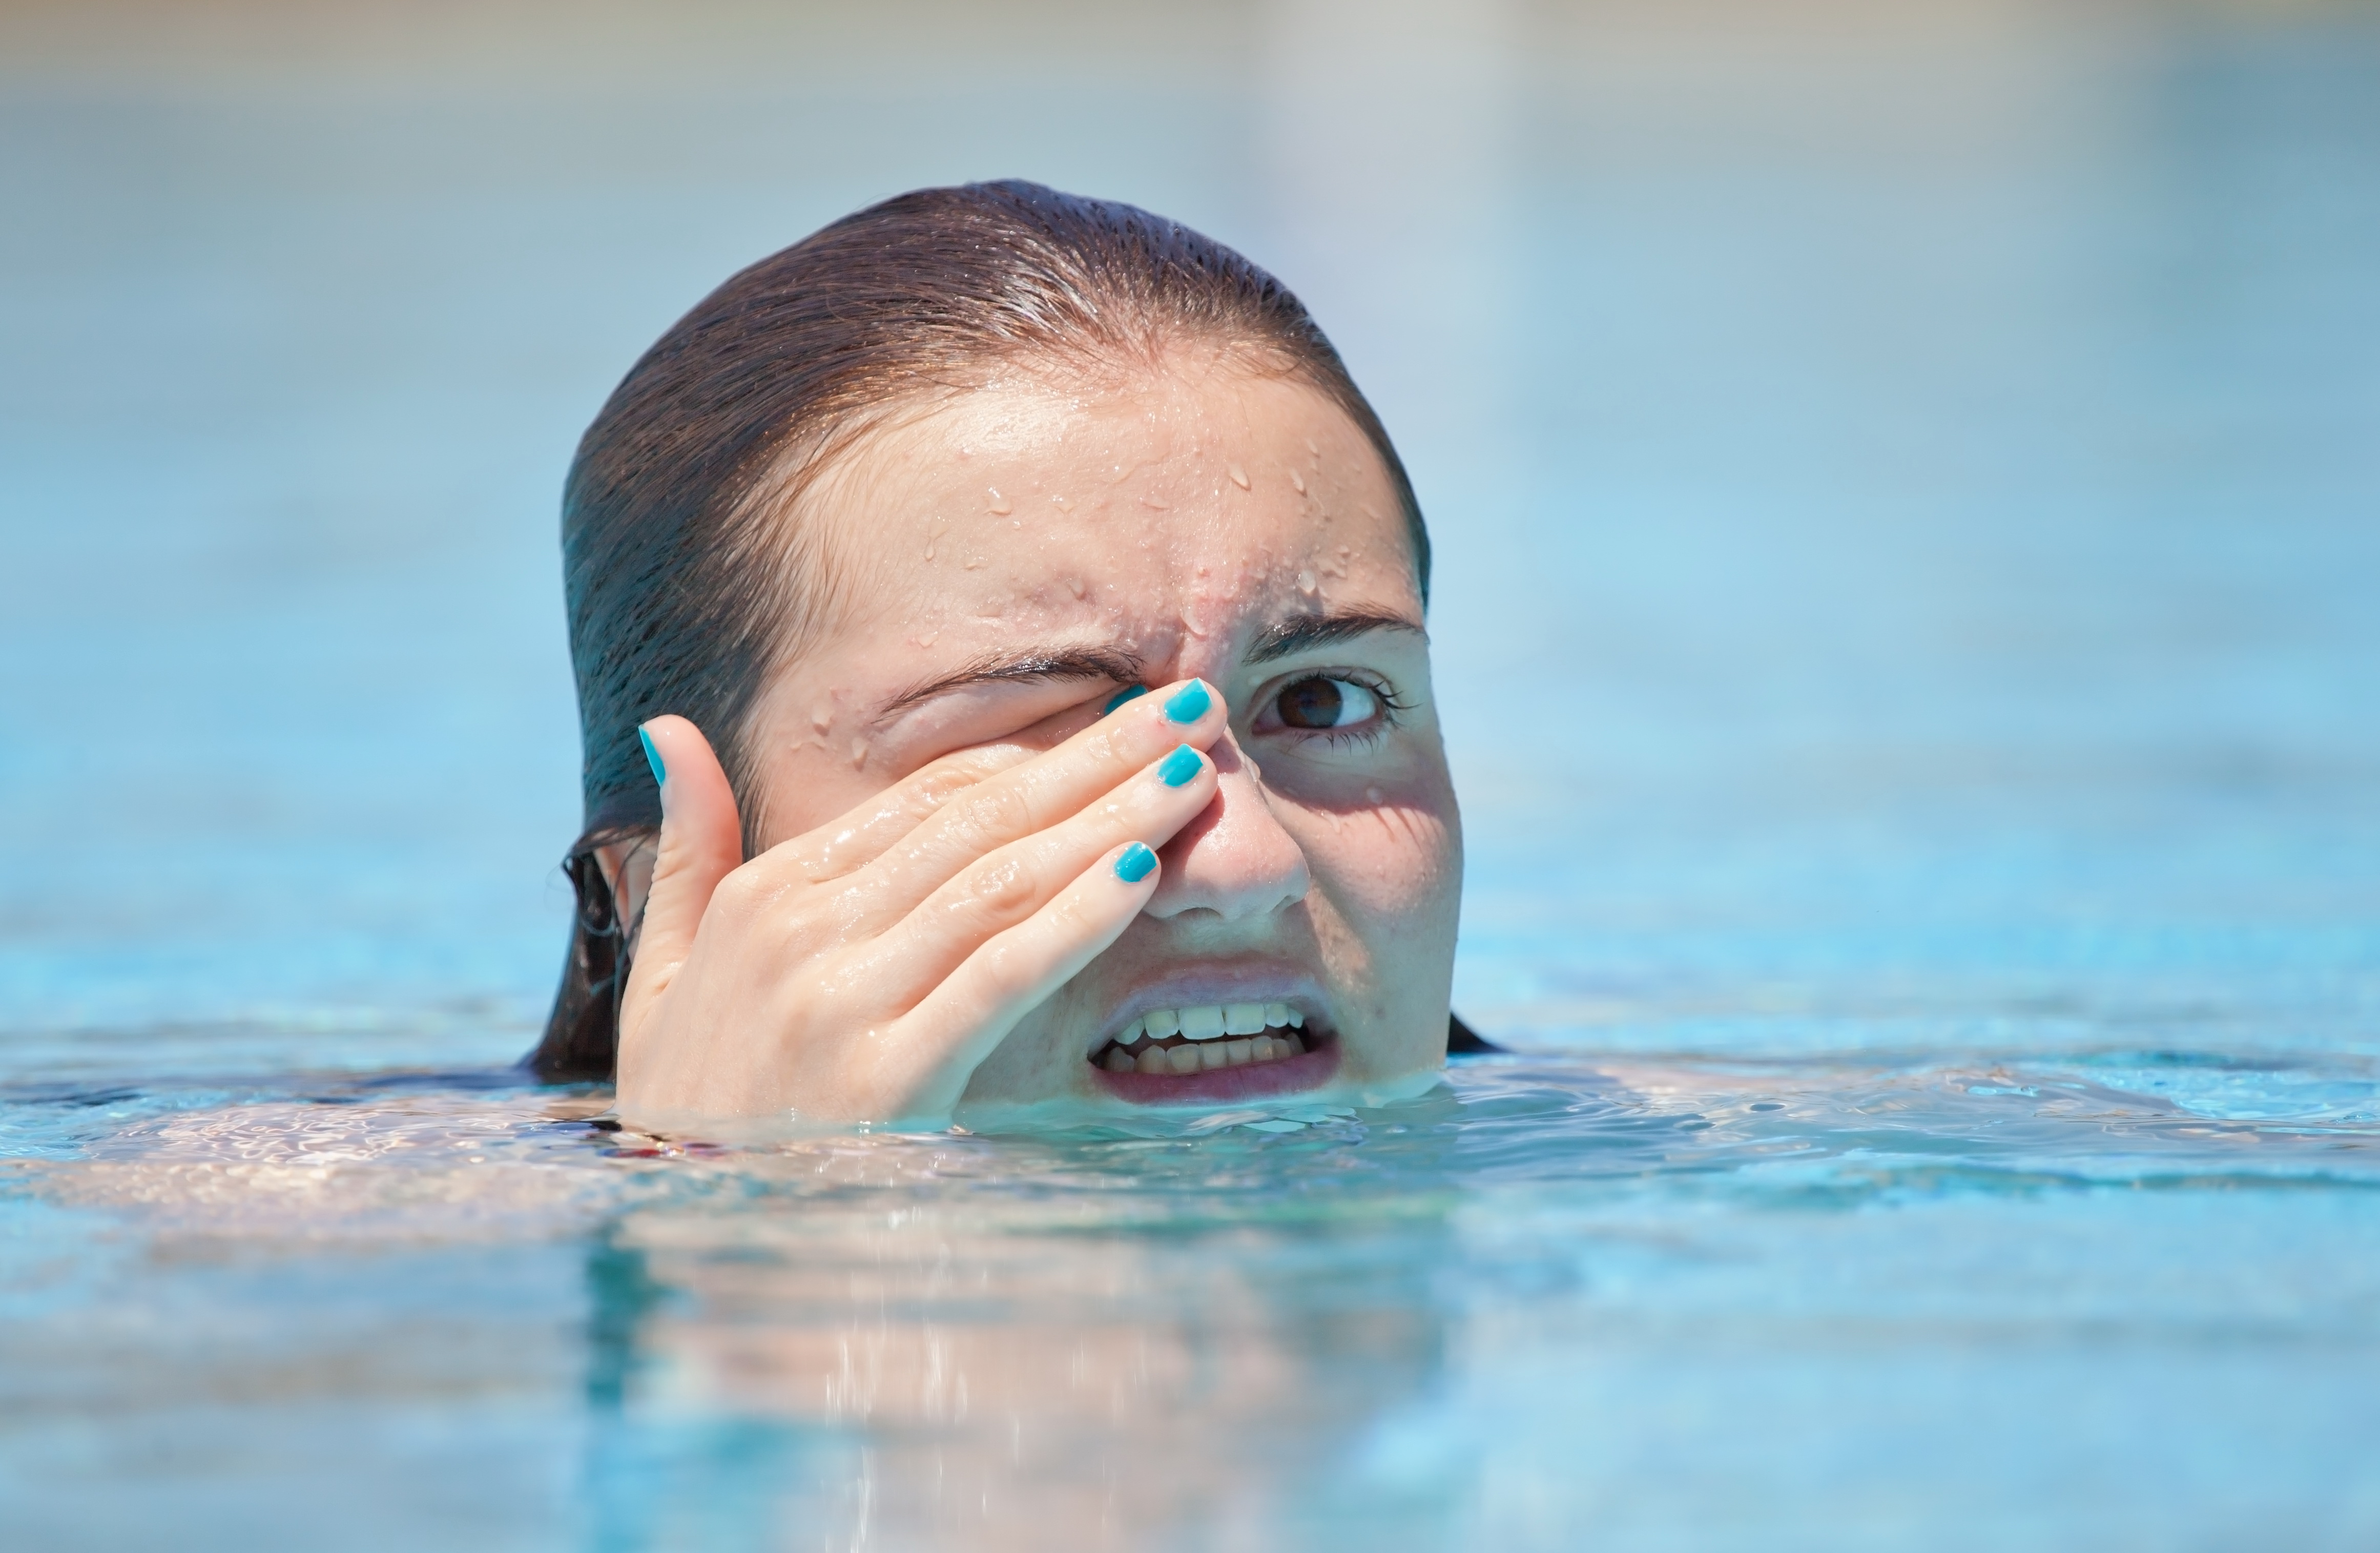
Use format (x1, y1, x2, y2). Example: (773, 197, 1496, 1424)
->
(1277, 676, 1347, 729)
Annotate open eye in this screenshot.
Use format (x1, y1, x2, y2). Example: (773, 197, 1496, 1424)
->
(1274, 675, 1381, 731)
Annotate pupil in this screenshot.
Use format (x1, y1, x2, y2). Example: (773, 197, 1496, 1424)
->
(1279, 678, 1344, 729)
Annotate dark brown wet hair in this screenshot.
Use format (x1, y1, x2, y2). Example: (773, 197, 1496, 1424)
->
(531, 179, 1429, 1081)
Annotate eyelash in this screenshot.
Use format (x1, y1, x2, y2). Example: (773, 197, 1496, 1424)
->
(1269, 669, 1410, 748)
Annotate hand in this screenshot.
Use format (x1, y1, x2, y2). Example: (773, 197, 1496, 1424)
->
(615, 679, 1228, 1126)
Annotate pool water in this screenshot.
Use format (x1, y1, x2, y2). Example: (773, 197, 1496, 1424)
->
(8, 1039, 2380, 1548)
(4, 2, 2379, 1547)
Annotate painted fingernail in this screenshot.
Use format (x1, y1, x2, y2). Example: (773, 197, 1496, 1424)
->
(1114, 842, 1158, 883)
(1156, 744, 1203, 787)
(1163, 679, 1211, 723)
(1103, 685, 1150, 715)
(638, 725, 666, 788)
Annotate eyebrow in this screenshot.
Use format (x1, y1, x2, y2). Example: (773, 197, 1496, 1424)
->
(1245, 608, 1425, 665)
(875, 645, 1144, 721)
(873, 609, 1424, 722)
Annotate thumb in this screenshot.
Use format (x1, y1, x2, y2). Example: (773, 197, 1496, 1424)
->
(619, 714, 742, 1038)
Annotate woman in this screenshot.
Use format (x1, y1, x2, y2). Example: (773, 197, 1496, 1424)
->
(532, 181, 1476, 1128)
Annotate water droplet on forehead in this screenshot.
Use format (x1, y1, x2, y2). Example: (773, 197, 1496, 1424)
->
(986, 487, 1012, 515)
(1228, 463, 1251, 490)
(1290, 470, 1307, 495)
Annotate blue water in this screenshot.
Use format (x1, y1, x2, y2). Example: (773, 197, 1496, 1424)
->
(4, 4, 2379, 1547)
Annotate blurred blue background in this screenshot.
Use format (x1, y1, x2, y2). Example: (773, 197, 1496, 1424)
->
(7, 8, 2380, 1549)
(3, 0, 2375, 1057)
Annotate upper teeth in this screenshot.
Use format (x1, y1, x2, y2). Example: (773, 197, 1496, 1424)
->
(1120, 1002, 1303, 1045)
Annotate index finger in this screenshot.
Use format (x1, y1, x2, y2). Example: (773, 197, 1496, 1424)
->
(779, 743, 1035, 885)
(847, 677, 1227, 923)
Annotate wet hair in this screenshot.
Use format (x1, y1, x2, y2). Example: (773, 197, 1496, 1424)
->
(531, 179, 1429, 1081)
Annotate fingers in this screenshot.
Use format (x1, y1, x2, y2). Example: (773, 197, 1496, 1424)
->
(618, 715, 742, 1039)
(851, 677, 1228, 928)
(776, 743, 1033, 885)
(882, 739, 1217, 989)
(877, 842, 1164, 1119)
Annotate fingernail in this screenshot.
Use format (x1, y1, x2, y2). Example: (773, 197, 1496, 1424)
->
(638, 726, 666, 788)
(1103, 684, 1150, 715)
(1163, 679, 1211, 722)
(1113, 842, 1158, 883)
(1156, 744, 1203, 787)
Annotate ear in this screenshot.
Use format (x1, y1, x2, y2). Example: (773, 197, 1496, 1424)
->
(594, 835, 659, 948)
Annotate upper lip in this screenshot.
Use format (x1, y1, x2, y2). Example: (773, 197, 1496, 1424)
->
(1083, 967, 1331, 1056)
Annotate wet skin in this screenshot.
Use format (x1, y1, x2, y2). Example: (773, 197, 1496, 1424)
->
(613, 346, 1461, 1129)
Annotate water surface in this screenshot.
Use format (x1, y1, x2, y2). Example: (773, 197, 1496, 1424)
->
(4, 2, 2378, 1546)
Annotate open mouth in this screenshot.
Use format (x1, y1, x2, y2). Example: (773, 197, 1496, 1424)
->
(1086, 1002, 1339, 1104)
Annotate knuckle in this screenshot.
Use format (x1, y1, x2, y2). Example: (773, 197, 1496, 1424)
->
(947, 782, 1037, 852)
(936, 854, 1044, 935)
(706, 866, 764, 919)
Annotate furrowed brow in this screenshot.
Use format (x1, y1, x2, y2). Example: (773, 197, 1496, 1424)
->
(875, 646, 1144, 721)
(1245, 609, 1424, 666)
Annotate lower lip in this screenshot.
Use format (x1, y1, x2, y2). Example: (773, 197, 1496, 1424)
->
(1087, 1038, 1340, 1106)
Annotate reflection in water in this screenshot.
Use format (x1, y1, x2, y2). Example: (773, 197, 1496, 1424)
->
(3, 1, 2377, 1545)
(10, 1047, 2380, 1546)
(573, 1118, 1473, 1550)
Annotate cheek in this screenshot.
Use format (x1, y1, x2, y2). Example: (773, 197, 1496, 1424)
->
(1296, 790, 1462, 935)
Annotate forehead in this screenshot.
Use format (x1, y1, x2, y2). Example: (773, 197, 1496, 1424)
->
(794, 357, 1419, 679)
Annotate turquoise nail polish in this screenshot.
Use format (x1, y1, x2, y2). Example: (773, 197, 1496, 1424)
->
(638, 726, 666, 788)
(1163, 679, 1211, 722)
(1156, 744, 1203, 787)
(1114, 842, 1157, 883)
(1103, 685, 1150, 714)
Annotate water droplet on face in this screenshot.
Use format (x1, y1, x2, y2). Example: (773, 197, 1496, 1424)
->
(1065, 576, 1087, 598)
(986, 487, 1012, 515)
(1228, 464, 1250, 490)
(1297, 569, 1318, 594)
(1289, 470, 1307, 495)
(1139, 494, 1170, 511)
(1305, 437, 1320, 457)
(811, 709, 832, 734)
(849, 737, 870, 769)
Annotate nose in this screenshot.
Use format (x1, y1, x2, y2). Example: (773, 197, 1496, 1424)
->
(1145, 730, 1310, 921)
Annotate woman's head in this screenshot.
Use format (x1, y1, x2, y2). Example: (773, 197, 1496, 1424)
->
(537, 181, 1460, 1120)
